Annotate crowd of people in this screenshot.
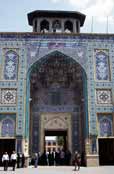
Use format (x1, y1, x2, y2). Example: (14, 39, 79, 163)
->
(0, 149, 85, 171)
(31, 149, 72, 166)
(1, 151, 25, 171)
(31, 149, 86, 170)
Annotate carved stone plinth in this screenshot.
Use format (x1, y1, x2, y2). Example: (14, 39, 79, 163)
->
(86, 154, 99, 166)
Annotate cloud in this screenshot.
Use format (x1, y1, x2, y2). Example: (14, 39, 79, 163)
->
(50, 0, 114, 17)
(68, 0, 114, 18)
(83, 0, 114, 17)
(50, 0, 61, 3)
(49, 0, 114, 31)
(69, 0, 91, 9)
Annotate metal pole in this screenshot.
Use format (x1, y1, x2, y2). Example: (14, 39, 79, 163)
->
(106, 16, 108, 33)
(91, 16, 93, 33)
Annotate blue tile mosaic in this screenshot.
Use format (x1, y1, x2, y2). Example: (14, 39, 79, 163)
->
(4, 50, 18, 80)
(0, 33, 114, 139)
(98, 114, 113, 136)
(95, 50, 110, 81)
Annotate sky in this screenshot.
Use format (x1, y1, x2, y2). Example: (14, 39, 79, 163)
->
(45, 136, 56, 140)
(0, 0, 114, 33)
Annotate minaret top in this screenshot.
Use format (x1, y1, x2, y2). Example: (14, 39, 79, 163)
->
(27, 10, 86, 33)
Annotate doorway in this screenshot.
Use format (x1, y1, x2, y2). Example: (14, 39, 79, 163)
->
(40, 113, 72, 154)
(0, 139, 15, 166)
(98, 138, 114, 165)
(45, 130, 67, 152)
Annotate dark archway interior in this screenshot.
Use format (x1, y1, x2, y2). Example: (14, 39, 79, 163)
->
(64, 20, 73, 32)
(29, 51, 87, 155)
(99, 138, 114, 165)
(0, 139, 15, 166)
(40, 20, 49, 32)
(30, 53, 84, 104)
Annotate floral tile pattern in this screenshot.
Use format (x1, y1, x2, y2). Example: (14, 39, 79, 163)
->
(96, 89, 112, 104)
(0, 89, 17, 105)
(95, 49, 110, 81)
(4, 50, 18, 80)
(98, 115, 113, 137)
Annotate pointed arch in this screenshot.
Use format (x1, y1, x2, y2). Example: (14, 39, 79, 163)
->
(25, 50, 89, 150)
(28, 50, 87, 79)
(40, 20, 49, 32)
(64, 20, 73, 32)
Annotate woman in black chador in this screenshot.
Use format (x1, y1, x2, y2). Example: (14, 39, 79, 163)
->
(21, 154, 25, 168)
(65, 149, 71, 165)
(48, 150, 52, 166)
(17, 153, 21, 168)
(41, 150, 48, 165)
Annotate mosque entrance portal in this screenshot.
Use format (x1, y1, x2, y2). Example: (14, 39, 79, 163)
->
(29, 51, 88, 156)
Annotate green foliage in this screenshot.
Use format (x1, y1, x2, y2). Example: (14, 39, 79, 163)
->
(57, 136, 64, 146)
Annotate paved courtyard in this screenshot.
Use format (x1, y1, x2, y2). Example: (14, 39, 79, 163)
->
(0, 166, 114, 174)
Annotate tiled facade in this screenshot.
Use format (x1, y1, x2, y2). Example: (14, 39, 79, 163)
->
(0, 32, 114, 165)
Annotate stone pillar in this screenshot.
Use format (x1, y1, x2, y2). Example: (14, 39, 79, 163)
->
(16, 136, 29, 167)
(23, 138, 29, 167)
(49, 20, 52, 32)
(23, 139, 29, 156)
(61, 19, 64, 33)
(33, 19, 37, 32)
(37, 19, 40, 33)
(73, 20, 77, 33)
(78, 21, 80, 33)
(85, 138, 91, 154)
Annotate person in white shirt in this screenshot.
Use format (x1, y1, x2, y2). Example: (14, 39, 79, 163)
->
(11, 151, 17, 171)
(2, 152, 9, 171)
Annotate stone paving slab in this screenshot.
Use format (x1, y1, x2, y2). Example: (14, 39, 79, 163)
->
(0, 166, 114, 174)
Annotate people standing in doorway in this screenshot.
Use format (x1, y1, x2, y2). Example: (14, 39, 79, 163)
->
(81, 151, 86, 166)
(17, 153, 22, 168)
(47, 150, 52, 166)
(38, 152, 41, 165)
(41, 150, 48, 165)
(60, 149, 65, 165)
(65, 149, 71, 165)
(73, 151, 81, 171)
(21, 153, 25, 168)
(55, 149, 60, 166)
(34, 153, 38, 168)
(2, 152, 9, 171)
(10, 151, 17, 171)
